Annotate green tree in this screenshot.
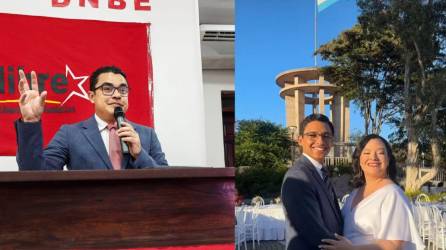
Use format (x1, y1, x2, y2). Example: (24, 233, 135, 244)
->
(235, 166, 288, 199)
(317, 24, 404, 135)
(357, 0, 446, 192)
(235, 120, 293, 169)
(235, 120, 294, 198)
(318, 0, 446, 192)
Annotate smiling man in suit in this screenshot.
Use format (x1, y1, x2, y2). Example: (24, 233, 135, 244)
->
(15, 66, 168, 170)
(281, 114, 343, 250)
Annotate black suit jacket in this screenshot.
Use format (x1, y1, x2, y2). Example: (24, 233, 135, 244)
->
(281, 156, 343, 250)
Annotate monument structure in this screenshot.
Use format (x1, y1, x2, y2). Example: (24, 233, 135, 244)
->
(275, 67, 351, 159)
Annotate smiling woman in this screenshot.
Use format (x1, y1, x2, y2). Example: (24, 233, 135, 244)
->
(359, 139, 391, 180)
(320, 134, 424, 250)
(351, 134, 397, 188)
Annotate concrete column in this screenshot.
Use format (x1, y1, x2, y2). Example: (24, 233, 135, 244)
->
(329, 100, 333, 121)
(332, 95, 342, 157)
(339, 96, 350, 157)
(284, 82, 295, 128)
(293, 76, 305, 135)
(295, 90, 305, 135)
(345, 97, 351, 159)
(318, 75, 325, 84)
(343, 97, 350, 142)
(319, 88, 325, 115)
(312, 96, 318, 114)
(293, 76, 300, 85)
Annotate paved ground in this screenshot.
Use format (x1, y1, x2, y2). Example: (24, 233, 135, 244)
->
(235, 241, 285, 250)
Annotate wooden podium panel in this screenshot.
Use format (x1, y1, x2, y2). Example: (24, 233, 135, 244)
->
(0, 167, 235, 249)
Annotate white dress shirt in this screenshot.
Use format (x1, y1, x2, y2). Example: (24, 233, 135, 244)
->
(94, 114, 111, 155)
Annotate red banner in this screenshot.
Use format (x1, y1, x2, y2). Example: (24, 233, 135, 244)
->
(0, 13, 153, 155)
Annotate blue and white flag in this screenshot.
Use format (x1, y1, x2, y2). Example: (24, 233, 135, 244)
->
(317, 0, 340, 12)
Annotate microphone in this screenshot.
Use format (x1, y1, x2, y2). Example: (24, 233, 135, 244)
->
(114, 106, 130, 154)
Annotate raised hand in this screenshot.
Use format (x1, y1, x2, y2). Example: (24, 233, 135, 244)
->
(18, 69, 47, 122)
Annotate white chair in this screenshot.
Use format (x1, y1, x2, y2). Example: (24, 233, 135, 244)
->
(235, 224, 247, 250)
(414, 203, 435, 249)
(432, 206, 446, 250)
(244, 206, 260, 248)
(415, 193, 430, 203)
(425, 205, 437, 249)
(412, 203, 423, 235)
(251, 196, 265, 207)
(235, 206, 247, 250)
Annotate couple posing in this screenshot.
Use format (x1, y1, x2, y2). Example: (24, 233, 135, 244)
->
(281, 114, 424, 250)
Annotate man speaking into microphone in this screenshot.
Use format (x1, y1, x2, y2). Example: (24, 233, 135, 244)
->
(15, 66, 168, 170)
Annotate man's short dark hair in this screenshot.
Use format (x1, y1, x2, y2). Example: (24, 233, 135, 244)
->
(89, 66, 127, 91)
(299, 114, 334, 135)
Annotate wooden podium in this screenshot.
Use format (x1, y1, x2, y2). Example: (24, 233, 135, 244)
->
(0, 167, 235, 249)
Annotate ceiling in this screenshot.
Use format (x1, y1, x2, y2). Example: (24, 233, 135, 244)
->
(198, 0, 234, 70)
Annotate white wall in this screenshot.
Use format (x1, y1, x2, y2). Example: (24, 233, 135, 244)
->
(151, 0, 207, 167)
(0, 157, 17, 171)
(0, 0, 208, 170)
(203, 69, 234, 167)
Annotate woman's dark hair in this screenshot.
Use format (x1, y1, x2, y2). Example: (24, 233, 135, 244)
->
(351, 134, 397, 187)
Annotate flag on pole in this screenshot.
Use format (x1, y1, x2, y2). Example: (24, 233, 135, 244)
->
(317, 0, 340, 12)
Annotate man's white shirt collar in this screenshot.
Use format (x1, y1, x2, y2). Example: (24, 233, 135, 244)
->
(94, 114, 112, 155)
(302, 153, 324, 179)
(94, 114, 108, 131)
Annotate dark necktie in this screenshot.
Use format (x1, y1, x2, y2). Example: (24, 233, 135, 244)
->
(322, 166, 343, 229)
(321, 166, 336, 200)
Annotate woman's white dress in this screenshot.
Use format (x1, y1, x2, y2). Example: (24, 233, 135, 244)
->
(342, 184, 424, 250)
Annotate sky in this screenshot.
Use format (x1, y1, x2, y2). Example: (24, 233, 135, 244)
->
(235, 0, 393, 139)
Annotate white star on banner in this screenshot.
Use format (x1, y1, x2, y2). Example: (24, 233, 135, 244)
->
(61, 65, 89, 106)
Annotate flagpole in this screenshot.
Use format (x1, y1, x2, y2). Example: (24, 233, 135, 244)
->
(314, 0, 317, 67)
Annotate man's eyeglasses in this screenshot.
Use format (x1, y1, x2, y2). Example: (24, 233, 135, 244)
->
(303, 132, 333, 141)
(94, 83, 129, 96)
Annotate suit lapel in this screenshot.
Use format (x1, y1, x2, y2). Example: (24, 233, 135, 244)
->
(81, 116, 113, 169)
(300, 157, 342, 224)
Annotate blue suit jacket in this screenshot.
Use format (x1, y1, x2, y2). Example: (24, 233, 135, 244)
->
(15, 116, 168, 170)
(281, 156, 343, 250)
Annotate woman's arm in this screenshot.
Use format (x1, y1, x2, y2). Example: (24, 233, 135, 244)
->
(319, 234, 404, 250)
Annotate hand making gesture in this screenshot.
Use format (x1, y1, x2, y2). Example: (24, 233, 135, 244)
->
(18, 69, 47, 122)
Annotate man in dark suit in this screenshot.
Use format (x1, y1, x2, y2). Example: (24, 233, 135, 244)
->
(15, 66, 168, 170)
(281, 114, 343, 250)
